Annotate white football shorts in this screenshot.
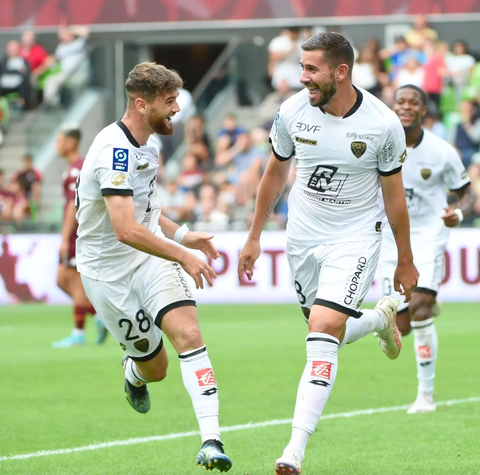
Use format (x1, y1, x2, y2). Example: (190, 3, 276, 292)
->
(287, 239, 381, 319)
(81, 254, 195, 361)
(378, 230, 445, 311)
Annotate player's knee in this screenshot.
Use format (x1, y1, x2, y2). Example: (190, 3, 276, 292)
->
(148, 367, 167, 382)
(410, 302, 433, 321)
(174, 328, 203, 353)
(396, 311, 411, 336)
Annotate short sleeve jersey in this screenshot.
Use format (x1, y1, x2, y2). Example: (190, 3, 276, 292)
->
(270, 87, 406, 245)
(397, 128, 470, 244)
(76, 121, 162, 281)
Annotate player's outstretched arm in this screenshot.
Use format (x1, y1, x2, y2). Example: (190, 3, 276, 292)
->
(105, 195, 216, 289)
(238, 153, 291, 282)
(380, 171, 419, 302)
(442, 184, 475, 227)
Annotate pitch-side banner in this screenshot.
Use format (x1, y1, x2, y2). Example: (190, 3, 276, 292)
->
(1, 0, 480, 28)
(0, 230, 479, 305)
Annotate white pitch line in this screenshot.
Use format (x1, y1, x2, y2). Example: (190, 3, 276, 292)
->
(2, 396, 479, 462)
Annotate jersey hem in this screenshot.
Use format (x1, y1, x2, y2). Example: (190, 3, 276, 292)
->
(314, 298, 363, 318)
(379, 165, 402, 177)
(269, 138, 293, 161)
(130, 338, 164, 362)
(101, 188, 134, 196)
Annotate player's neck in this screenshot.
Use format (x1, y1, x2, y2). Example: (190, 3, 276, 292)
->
(406, 126, 423, 147)
(322, 83, 357, 117)
(66, 151, 80, 163)
(121, 112, 152, 147)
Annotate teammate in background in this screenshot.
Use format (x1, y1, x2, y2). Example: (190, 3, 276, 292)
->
(379, 85, 474, 413)
(75, 63, 232, 472)
(52, 126, 107, 348)
(238, 33, 418, 475)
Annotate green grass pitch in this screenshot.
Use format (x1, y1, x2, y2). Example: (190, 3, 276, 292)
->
(0, 303, 479, 475)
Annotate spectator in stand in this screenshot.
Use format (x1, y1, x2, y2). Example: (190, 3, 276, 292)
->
(215, 113, 247, 162)
(0, 169, 14, 221)
(405, 14, 438, 51)
(178, 152, 203, 193)
(43, 26, 89, 107)
(193, 184, 229, 231)
(11, 154, 42, 207)
(453, 101, 480, 169)
(423, 111, 447, 141)
(268, 27, 302, 91)
(19, 31, 48, 78)
(422, 39, 448, 112)
(259, 79, 295, 128)
(395, 55, 424, 88)
(5, 179, 28, 222)
(380, 36, 415, 81)
(0, 40, 31, 110)
(352, 45, 387, 97)
(446, 40, 476, 101)
(157, 177, 196, 223)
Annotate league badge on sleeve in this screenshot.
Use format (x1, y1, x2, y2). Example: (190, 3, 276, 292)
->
(112, 148, 129, 171)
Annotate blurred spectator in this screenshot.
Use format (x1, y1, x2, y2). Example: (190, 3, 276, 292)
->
(19, 31, 48, 78)
(422, 39, 448, 112)
(11, 155, 42, 209)
(405, 15, 438, 50)
(446, 41, 476, 100)
(178, 152, 203, 192)
(259, 79, 295, 127)
(395, 56, 424, 88)
(157, 177, 195, 222)
(5, 179, 28, 222)
(0, 40, 31, 109)
(193, 184, 229, 231)
(453, 101, 480, 169)
(352, 45, 387, 97)
(268, 27, 302, 90)
(43, 26, 89, 107)
(423, 111, 447, 141)
(380, 36, 415, 81)
(0, 169, 13, 221)
(185, 115, 211, 151)
(215, 113, 247, 161)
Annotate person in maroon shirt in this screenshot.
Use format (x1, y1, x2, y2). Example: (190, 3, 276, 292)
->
(52, 126, 107, 348)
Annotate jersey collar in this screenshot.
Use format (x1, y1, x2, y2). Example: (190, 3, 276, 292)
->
(412, 128, 425, 148)
(318, 86, 363, 119)
(116, 120, 140, 148)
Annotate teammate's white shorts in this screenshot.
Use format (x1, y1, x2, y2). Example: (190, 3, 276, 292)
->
(287, 239, 381, 319)
(81, 255, 195, 361)
(378, 232, 445, 312)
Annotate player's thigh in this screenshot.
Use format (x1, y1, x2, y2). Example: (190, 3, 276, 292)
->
(286, 241, 320, 322)
(80, 272, 164, 363)
(141, 256, 198, 354)
(315, 240, 381, 318)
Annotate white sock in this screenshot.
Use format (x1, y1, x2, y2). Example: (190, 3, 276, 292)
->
(124, 357, 150, 387)
(340, 309, 386, 348)
(287, 333, 339, 459)
(72, 328, 85, 337)
(411, 318, 438, 396)
(179, 346, 220, 443)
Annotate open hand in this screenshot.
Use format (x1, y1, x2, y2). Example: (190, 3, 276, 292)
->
(181, 232, 220, 260)
(238, 238, 261, 282)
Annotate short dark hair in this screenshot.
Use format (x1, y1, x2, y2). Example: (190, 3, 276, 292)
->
(396, 84, 428, 106)
(62, 127, 82, 143)
(301, 32, 354, 75)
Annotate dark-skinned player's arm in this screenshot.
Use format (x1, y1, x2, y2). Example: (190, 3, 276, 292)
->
(238, 153, 292, 281)
(59, 199, 77, 261)
(104, 195, 216, 289)
(442, 183, 475, 227)
(380, 170, 419, 302)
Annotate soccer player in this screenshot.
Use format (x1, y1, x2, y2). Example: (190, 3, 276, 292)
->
(379, 85, 474, 413)
(75, 63, 232, 472)
(238, 32, 419, 475)
(52, 126, 107, 348)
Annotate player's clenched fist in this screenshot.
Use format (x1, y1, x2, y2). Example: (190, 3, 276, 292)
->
(393, 260, 419, 303)
(238, 238, 261, 282)
(181, 254, 217, 289)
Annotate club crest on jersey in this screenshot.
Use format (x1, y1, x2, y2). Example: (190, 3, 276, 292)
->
(134, 338, 150, 353)
(311, 361, 332, 380)
(196, 368, 217, 387)
(111, 173, 126, 186)
(351, 141, 367, 158)
(421, 168, 432, 180)
(112, 148, 129, 171)
(296, 136, 317, 146)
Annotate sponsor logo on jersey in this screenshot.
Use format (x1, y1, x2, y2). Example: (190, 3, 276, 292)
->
(305, 165, 351, 204)
(134, 338, 150, 353)
(461, 170, 467, 179)
(381, 142, 395, 164)
(296, 136, 317, 146)
(375, 221, 382, 232)
(351, 141, 367, 158)
(344, 257, 367, 306)
(346, 132, 374, 141)
(417, 345, 431, 359)
(295, 122, 321, 133)
(171, 262, 192, 298)
(196, 368, 217, 387)
(112, 148, 129, 171)
(421, 168, 432, 180)
(136, 162, 150, 170)
(399, 150, 407, 163)
(111, 173, 126, 186)
(311, 361, 332, 379)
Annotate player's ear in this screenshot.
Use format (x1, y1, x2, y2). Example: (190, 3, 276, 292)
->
(421, 104, 428, 117)
(336, 63, 349, 82)
(135, 97, 148, 115)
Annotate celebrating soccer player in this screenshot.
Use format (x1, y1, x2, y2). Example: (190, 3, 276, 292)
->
(75, 63, 232, 472)
(238, 32, 418, 475)
(379, 85, 474, 413)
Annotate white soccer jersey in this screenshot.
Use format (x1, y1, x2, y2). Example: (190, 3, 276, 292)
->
(76, 121, 162, 282)
(385, 128, 471, 247)
(269, 87, 406, 245)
